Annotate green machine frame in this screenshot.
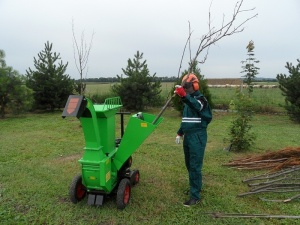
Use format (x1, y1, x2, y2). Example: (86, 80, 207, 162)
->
(62, 95, 163, 209)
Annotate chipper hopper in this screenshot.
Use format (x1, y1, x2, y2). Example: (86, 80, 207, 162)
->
(62, 95, 163, 209)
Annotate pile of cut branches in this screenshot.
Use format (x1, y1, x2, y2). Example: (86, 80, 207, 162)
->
(238, 166, 300, 202)
(223, 147, 300, 171)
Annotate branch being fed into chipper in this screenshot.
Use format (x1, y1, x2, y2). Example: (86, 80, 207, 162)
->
(152, 94, 176, 125)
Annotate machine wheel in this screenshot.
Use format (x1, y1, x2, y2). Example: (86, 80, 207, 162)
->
(131, 169, 140, 185)
(116, 178, 131, 209)
(69, 174, 86, 204)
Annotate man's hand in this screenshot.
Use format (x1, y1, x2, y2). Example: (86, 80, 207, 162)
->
(175, 135, 182, 144)
(174, 85, 186, 97)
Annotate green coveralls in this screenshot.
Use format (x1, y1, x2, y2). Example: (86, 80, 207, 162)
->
(177, 90, 212, 200)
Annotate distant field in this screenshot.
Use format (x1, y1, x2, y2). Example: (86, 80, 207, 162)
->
(207, 78, 242, 85)
(212, 86, 284, 112)
(85, 82, 285, 112)
(85, 82, 175, 99)
(206, 78, 278, 86)
(85, 81, 279, 96)
(85, 82, 114, 95)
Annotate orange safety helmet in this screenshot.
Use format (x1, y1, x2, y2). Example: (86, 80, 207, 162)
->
(181, 73, 199, 91)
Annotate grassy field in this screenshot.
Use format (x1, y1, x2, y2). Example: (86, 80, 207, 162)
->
(85, 82, 285, 113)
(210, 87, 284, 112)
(0, 108, 299, 224)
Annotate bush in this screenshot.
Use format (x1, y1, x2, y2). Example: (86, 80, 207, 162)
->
(226, 91, 256, 151)
(0, 67, 33, 118)
(87, 92, 117, 104)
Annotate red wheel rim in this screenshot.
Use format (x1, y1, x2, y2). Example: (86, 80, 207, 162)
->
(76, 183, 85, 199)
(123, 185, 130, 204)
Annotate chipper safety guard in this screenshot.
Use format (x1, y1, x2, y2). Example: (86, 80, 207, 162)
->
(62, 95, 163, 209)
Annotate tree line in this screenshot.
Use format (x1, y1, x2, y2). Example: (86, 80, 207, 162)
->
(77, 77, 277, 83)
(77, 76, 180, 83)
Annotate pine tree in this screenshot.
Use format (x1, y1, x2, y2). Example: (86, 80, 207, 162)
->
(0, 49, 6, 68)
(241, 40, 260, 96)
(111, 51, 162, 111)
(227, 91, 256, 151)
(26, 41, 76, 111)
(277, 59, 300, 123)
(226, 41, 259, 151)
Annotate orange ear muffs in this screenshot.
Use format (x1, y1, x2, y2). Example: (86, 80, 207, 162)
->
(181, 73, 200, 91)
(193, 82, 199, 91)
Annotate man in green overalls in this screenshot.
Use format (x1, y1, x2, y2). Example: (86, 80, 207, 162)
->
(174, 73, 212, 206)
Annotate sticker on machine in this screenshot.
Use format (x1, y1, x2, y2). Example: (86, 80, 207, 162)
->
(141, 122, 147, 128)
(106, 171, 111, 182)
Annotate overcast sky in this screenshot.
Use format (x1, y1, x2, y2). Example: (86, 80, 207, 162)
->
(1, 0, 299, 79)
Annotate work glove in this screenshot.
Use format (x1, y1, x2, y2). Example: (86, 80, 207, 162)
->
(174, 85, 186, 97)
(175, 135, 182, 144)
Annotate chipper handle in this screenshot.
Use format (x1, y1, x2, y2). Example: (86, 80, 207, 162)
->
(152, 94, 176, 125)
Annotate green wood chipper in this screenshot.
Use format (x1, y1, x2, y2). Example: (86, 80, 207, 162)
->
(62, 95, 163, 209)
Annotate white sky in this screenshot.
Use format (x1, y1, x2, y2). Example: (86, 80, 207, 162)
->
(1, 0, 299, 79)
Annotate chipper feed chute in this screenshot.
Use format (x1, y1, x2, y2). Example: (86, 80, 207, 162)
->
(114, 112, 163, 170)
(62, 95, 163, 209)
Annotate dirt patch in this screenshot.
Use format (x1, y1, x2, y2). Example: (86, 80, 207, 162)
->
(56, 154, 81, 162)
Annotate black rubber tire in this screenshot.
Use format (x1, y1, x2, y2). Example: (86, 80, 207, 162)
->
(116, 178, 131, 209)
(131, 169, 140, 185)
(69, 174, 86, 204)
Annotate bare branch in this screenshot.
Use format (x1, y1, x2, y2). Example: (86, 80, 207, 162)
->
(177, 27, 193, 79)
(188, 21, 192, 65)
(72, 19, 94, 94)
(188, 0, 257, 71)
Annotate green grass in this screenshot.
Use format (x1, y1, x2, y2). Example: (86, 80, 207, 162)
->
(85, 82, 175, 100)
(85, 82, 115, 96)
(1, 109, 300, 224)
(85, 82, 286, 113)
(210, 87, 285, 112)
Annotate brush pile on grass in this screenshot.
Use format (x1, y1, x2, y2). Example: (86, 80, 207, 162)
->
(223, 147, 300, 171)
(224, 147, 300, 202)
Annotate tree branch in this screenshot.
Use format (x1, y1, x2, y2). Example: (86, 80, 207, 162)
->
(177, 25, 193, 79)
(188, 0, 257, 71)
(72, 19, 94, 94)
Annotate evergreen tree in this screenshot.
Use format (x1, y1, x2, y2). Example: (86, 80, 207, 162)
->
(0, 49, 6, 68)
(111, 51, 162, 111)
(277, 59, 300, 123)
(226, 41, 258, 151)
(241, 40, 260, 96)
(26, 41, 76, 111)
(226, 91, 256, 151)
